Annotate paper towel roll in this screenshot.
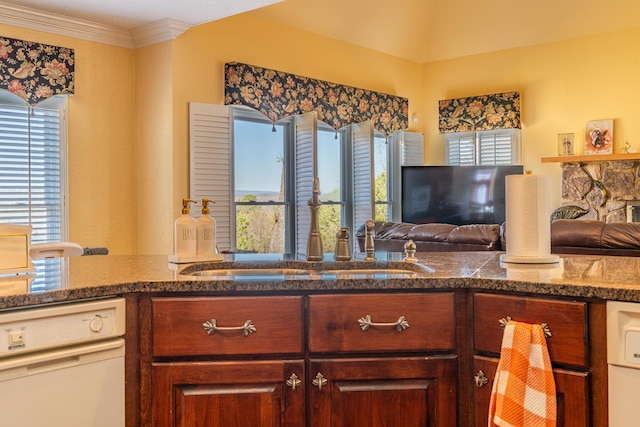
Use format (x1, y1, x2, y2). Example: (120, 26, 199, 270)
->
(501, 174, 559, 264)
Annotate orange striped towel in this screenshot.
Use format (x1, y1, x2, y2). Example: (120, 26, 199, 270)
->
(488, 320, 556, 427)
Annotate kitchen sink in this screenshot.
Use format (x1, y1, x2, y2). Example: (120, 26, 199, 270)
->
(181, 264, 429, 280)
(316, 269, 418, 279)
(187, 268, 313, 279)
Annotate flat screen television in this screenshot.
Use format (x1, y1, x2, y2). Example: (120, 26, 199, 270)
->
(401, 165, 524, 226)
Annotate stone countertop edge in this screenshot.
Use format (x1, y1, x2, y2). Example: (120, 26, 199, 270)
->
(1, 252, 639, 310)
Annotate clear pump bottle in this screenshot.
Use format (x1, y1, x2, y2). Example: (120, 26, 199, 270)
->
(174, 198, 196, 257)
(196, 198, 217, 257)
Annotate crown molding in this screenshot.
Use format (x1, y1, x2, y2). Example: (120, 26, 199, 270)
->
(0, 1, 191, 49)
(130, 19, 192, 49)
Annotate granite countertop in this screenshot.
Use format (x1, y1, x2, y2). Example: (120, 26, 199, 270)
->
(1, 251, 640, 310)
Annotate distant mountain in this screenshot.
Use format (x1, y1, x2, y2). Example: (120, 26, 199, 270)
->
(235, 190, 283, 202)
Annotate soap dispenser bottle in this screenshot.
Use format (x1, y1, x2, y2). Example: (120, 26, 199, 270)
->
(174, 198, 197, 257)
(196, 198, 217, 257)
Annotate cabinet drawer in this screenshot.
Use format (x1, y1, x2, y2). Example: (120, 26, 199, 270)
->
(152, 296, 304, 357)
(473, 293, 587, 367)
(308, 292, 455, 353)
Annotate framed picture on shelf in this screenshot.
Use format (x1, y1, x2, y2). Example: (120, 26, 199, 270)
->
(557, 133, 574, 155)
(585, 119, 613, 155)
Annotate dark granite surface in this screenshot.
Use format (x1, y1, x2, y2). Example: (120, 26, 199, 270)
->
(1, 251, 639, 310)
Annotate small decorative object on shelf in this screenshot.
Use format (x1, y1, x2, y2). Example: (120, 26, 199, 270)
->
(622, 141, 637, 154)
(585, 119, 613, 155)
(557, 133, 574, 155)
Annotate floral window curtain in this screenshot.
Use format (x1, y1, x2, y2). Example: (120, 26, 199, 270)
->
(438, 91, 520, 133)
(224, 62, 408, 137)
(0, 36, 74, 105)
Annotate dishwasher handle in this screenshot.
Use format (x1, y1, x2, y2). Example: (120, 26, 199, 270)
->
(0, 337, 124, 382)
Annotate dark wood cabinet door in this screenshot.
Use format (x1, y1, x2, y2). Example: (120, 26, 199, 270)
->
(151, 360, 305, 427)
(309, 356, 457, 427)
(473, 356, 588, 427)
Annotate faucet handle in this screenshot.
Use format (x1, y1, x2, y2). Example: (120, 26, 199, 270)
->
(404, 239, 417, 263)
(335, 227, 351, 261)
(364, 220, 376, 262)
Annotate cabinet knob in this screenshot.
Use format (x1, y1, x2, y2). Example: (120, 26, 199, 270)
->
(312, 372, 328, 390)
(358, 315, 409, 332)
(499, 316, 552, 339)
(474, 370, 489, 388)
(286, 373, 302, 390)
(202, 319, 256, 336)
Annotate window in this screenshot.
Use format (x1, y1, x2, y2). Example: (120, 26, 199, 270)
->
(0, 92, 67, 242)
(233, 114, 290, 254)
(373, 134, 390, 222)
(445, 129, 520, 166)
(316, 127, 342, 253)
(231, 110, 399, 255)
(189, 103, 423, 256)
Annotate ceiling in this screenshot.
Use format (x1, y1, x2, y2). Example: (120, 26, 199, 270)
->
(2, 0, 640, 62)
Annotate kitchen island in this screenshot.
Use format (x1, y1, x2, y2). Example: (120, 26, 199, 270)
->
(0, 251, 635, 426)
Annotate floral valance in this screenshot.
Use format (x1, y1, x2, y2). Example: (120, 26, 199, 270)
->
(438, 91, 520, 133)
(224, 62, 408, 136)
(0, 36, 74, 106)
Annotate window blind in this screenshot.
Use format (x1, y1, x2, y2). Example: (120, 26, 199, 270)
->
(0, 100, 62, 243)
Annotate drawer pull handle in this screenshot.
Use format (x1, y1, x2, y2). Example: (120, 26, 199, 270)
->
(358, 315, 409, 332)
(202, 319, 256, 336)
(474, 370, 489, 388)
(286, 373, 302, 390)
(499, 316, 552, 339)
(313, 372, 328, 390)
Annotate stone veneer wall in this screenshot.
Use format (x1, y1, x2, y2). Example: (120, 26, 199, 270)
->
(561, 160, 640, 223)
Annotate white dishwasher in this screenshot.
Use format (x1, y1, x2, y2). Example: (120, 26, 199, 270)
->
(607, 300, 640, 427)
(0, 297, 126, 427)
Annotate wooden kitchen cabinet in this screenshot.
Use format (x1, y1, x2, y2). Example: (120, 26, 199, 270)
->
(134, 290, 606, 427)
(145, 296, 305, 427)
(471, 292, 607, 427)
(309, 357, 457, 427)
(473, 356, 588, 427)
(307, 293, 458, 426)
(151, 359, 305, 427)
(140, 292, 458, 427)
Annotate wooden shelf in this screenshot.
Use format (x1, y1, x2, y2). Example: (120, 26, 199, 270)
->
(541, 153, 640, 163)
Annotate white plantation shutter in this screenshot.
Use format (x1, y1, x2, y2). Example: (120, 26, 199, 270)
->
(446, 130, 519, 166)
(189, 102, 232, 251)
(446, 132, 475, 166)
(352, 121, 374, 238)
(0, 95, 66, 244)
(389, 131, 423, 221)
(294, 112, 317, 258)
(478, 130, 519, 165)
(399, 131, 424, 166)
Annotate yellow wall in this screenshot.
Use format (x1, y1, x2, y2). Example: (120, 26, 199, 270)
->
(421, 28, 640, 207)
(134, 41, 175, 254)
(159, 13, 424, 255)
(0, 24, 137, 254)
